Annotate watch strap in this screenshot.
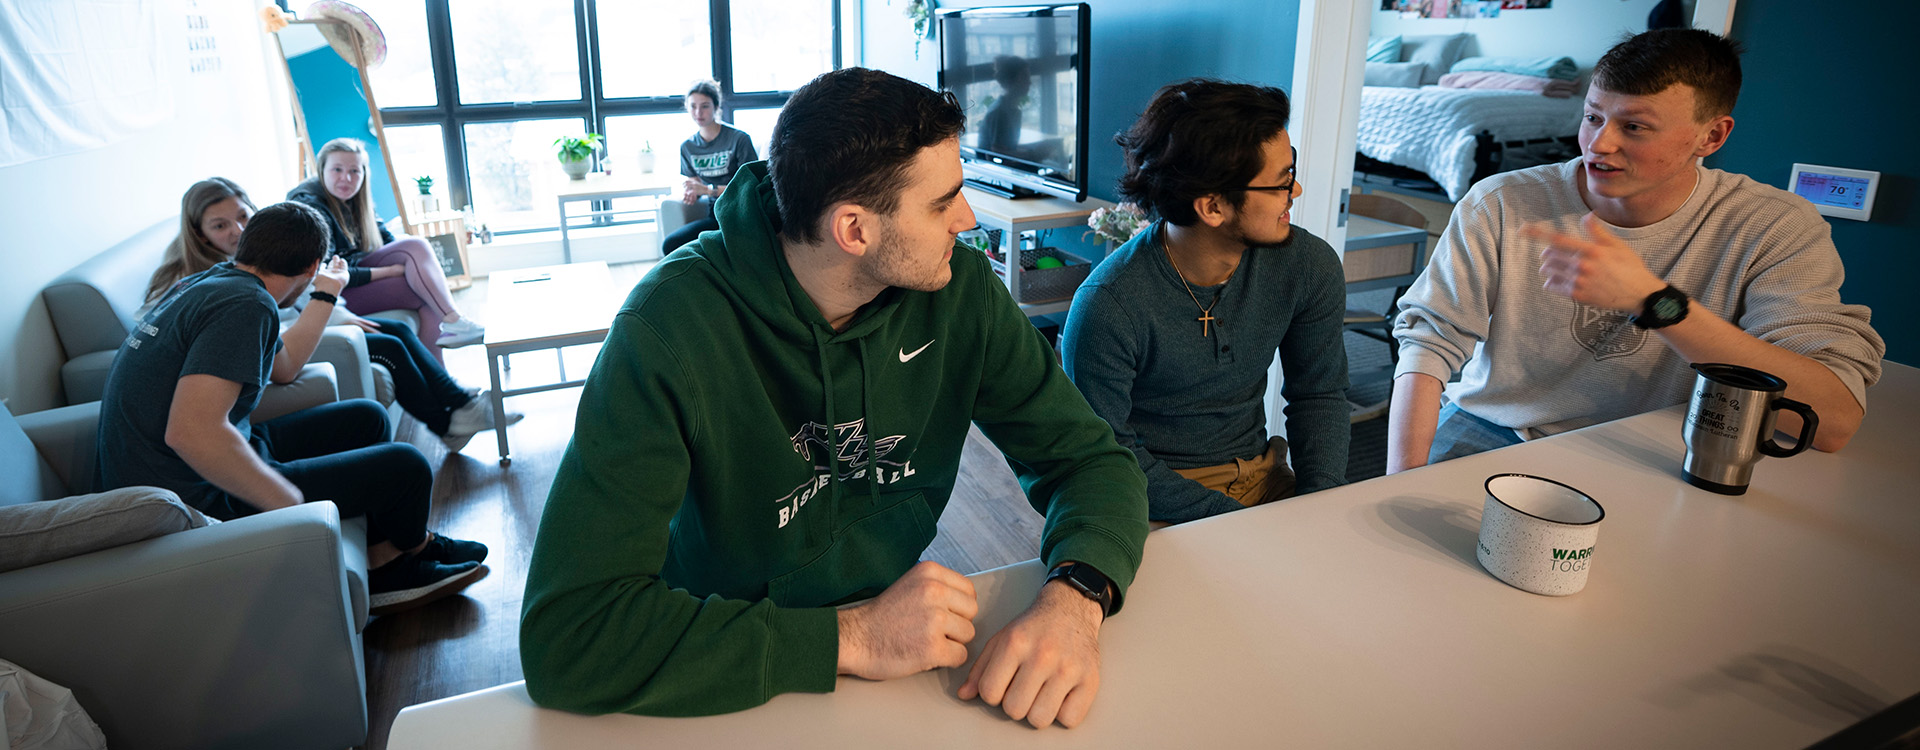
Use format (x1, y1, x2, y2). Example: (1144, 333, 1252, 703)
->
(309, 290, 339, 306)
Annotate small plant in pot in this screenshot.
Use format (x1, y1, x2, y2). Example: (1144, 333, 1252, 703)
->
(637, 139, 656, 173)
(553, 133, 604, 180)
(414, 176, 439, 212)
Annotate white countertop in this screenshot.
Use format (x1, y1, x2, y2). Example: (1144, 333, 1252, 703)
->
(391, 363, 1920, 749)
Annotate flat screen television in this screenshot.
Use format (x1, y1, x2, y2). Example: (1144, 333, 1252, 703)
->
(937, 4, 1091, 202)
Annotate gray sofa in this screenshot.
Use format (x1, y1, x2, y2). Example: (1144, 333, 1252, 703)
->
(0, 389, 373, 749)
(41, 218, 419, 408)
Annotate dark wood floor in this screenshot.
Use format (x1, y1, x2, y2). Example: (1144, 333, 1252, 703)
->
(357, 261, 1393, 749)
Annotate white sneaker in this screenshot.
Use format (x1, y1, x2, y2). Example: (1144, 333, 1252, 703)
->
(443, 390, 524, 451)
(437, 317, 485, 348)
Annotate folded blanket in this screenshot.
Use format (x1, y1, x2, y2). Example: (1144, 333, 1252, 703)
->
(1450, 55, 1579, 81)
(1440, 70, 1579, 98)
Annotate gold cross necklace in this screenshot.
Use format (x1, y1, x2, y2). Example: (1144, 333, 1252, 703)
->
(1162, 239, 1237, 338)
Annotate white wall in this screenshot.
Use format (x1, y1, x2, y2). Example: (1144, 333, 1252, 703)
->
(1371, 0, 1667, 77)
(0, 0, 297, 414)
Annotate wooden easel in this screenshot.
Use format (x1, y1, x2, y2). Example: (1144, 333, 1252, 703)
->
(271, 17, 471, 289)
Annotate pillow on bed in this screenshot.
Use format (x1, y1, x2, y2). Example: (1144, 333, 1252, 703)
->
(1364, 61, 1427, 88)
(1401, 33, 1471, 86)
(1366, 35, 1403, 63)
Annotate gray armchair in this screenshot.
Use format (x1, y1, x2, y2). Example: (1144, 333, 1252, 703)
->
(0, 387, 373, 750)
(40, 218, 418, 408)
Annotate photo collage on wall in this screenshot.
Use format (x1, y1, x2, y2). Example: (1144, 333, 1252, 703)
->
(1381, 0, 1550, 17)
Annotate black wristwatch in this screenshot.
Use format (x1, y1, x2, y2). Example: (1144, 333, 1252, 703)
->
(1044, 562, 1115, 618)
(1629, 284, 1689, 329)
(309, 290, 339, 306)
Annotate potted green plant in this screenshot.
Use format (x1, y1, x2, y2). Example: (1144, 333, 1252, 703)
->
(414, 175, 439, 212)
(637, 139, 656, 174)
(553, 133, 604, 180)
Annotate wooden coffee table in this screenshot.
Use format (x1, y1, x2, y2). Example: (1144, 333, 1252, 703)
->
(483, 261, 620, 465)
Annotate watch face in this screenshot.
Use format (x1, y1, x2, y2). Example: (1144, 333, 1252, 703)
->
(1066, 568, 1101, 595)
(1051, 564, 1107, 599)
(1652, 295, 1684, 321)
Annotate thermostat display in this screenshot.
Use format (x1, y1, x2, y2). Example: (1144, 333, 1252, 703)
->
(1788, 163, 1879, 221)
(1795, 172, 1869, 210)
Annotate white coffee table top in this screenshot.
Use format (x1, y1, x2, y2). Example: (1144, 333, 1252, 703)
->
(553, 171, 679, 201)
(483, 261, 620, 348)
(390, 363, 1920, 749)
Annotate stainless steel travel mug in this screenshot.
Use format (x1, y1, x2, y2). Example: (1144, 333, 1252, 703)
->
(1682, 363, 1819, 495)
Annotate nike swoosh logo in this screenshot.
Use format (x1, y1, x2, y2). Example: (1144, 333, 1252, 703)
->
(899, 340, 935, 363)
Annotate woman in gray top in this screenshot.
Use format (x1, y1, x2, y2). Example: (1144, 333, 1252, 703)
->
(662, 80, 759, 253)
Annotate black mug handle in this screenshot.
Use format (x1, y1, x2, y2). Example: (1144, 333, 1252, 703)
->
(1760, 397, 1818, 458)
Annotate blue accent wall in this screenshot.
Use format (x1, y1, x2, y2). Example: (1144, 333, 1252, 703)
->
(286, 47, 400, 221)
(861, 0, 1299, 264)
(1709, 3, 1918, 366)
(861, 0, 1300, 210)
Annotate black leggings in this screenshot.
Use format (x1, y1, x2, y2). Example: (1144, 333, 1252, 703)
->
(221, 399, 434, 549)
(662, 216, 718, 254)
(362, 318, 471, 435)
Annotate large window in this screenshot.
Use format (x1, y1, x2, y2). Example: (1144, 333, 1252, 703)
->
(362, 0, 839, 233)
(354, 0, 436, 107)
(463, 118, 589, 230)
(730, 0, 834, 93)
(383, 124, 449, 195)
(596, 2, 713, 100)
(450, 0, 582, 105)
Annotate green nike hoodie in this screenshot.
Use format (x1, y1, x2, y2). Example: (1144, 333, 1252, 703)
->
(520, 161, 1149, 717)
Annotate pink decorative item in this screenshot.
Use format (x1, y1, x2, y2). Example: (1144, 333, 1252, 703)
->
(1438, 70, 1578, 98)
(304, 0, 387, 69)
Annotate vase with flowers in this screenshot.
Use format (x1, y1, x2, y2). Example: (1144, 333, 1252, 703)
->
(1086, 202, 1150, 251)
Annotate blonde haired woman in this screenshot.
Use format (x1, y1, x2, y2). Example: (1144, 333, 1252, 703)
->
(287, 138, 482, 360)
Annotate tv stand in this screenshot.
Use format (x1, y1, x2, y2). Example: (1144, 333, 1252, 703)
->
(963, 177, 1046, 200)
(961, 186, 1115, 318)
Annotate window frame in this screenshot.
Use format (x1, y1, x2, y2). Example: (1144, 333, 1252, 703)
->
(330, 0, 839, 233)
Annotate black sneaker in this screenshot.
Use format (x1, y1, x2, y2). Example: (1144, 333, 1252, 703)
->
(420, 533, 489, 565)
(369, 556, 486, 616)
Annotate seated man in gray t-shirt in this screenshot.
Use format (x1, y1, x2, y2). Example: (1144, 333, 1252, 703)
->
(95, 201, 490, 615)
(1388, 29, 1884, 473)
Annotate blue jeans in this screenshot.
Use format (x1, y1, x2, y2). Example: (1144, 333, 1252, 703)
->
(1428, 402, 1524, 465)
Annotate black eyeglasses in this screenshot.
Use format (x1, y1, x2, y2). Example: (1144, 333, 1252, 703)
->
(1219, 147, 1298, 194)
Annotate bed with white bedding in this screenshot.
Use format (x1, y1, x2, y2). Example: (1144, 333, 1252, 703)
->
(1356, 84, 1585, 201)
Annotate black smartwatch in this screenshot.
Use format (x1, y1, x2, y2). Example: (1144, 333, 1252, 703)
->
(309, 290, 339, 306)
(1044, 562, 1114, 618)
(1629, 284, 1689, 329)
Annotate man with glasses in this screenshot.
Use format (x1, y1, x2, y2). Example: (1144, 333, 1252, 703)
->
(1060, 79, 1350, 526)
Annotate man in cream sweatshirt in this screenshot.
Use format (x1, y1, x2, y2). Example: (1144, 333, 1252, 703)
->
(1388, 28, 1884, 472)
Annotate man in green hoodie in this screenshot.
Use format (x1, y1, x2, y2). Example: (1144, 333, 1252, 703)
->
(521, 68, 1150, 729)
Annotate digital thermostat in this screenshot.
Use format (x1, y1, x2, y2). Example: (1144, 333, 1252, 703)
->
(1788, 163, 1879, 221)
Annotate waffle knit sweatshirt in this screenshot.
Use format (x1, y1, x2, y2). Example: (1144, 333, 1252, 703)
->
(519, 161, 1149, 717)
(1393, 158, 1885, 439)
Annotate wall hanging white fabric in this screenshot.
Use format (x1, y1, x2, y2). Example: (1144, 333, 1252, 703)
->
(0, 0, 173, 168)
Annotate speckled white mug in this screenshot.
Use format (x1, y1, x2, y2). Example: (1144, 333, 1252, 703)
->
(1476, 474, 1605, 596)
